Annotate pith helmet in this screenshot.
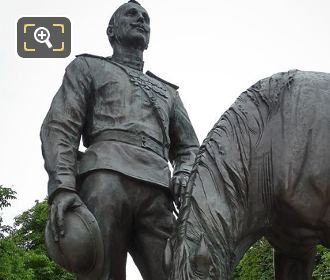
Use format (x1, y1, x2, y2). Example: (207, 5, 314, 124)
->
(45, 205, 104, 279)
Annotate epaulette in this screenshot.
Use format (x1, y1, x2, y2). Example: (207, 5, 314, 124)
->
(146, 71, 179, 90)
(76, 53, 108, 61)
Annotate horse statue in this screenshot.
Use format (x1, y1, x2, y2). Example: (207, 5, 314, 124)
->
(165, 70, 330, 279)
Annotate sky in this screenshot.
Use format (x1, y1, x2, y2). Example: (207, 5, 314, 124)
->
(2, 0, 330, 278)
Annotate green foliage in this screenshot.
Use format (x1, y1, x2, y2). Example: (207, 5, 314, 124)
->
(13, 200, 48, 250)
(0, 189, 74, 280)
(0, 236, 74, 280)
(21, 249, 75, 280)
(232, 239, 330, 280)
(232, 238, 273, 279)
(0, 238, 34, 280)
(2, 185, 330, 280)
(12, 200, 75, 280)
(0, 186, 16, 210)
(0, 185, 16, 237)
(313, 245, 330, 279)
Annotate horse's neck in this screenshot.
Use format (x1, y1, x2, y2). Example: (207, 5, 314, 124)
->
(178, 77, 284, 278)
(183, 132, 270, 278)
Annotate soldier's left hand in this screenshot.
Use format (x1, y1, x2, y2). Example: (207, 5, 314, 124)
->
(170, 172, 189, 209)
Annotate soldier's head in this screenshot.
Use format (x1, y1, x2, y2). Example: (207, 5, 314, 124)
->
(107, 1, 150, 51)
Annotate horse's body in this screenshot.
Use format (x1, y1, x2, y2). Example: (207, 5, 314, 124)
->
(166, 70, 330, 279)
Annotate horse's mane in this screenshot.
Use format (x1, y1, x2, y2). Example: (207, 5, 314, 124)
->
(192, 70, 295, 207)
(171, 70, 296, 279)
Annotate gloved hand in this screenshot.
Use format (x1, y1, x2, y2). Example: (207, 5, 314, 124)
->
(49, 189, 83, 242)
(170, 172, 189, 209)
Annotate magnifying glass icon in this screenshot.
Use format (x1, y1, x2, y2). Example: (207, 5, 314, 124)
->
(34, 27, 53, 48)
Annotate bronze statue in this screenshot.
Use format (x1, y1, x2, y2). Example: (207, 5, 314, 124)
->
(40, 1, 199, 279)
(166, 70, 330, 279)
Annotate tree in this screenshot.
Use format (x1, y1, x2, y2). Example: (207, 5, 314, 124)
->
(312, 245, 330, 279)
(13, 199, 48, 250)
(2, 185, 330, 279)
(0, 186, 33, 280)
(0, 185, 16, 237)
(0, 187, 74, 280)
(12, 199, 75, 280)
(233, 239, 330, 280)
(232, 238, 273, 280)
(0, 238, 34, 280)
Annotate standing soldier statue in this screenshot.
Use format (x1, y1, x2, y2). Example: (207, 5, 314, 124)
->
(41, 1, 199, 279)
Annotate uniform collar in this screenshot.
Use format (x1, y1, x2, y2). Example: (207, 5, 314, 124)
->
(109, 55, 144, 71)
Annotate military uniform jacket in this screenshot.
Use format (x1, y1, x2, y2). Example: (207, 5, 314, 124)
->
(41, 54, 199, 200)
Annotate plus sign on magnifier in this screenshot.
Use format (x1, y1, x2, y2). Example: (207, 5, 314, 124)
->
(34, 26, 53, 48)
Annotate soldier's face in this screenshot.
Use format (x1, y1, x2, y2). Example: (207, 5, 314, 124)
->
(113, 3, 150, 50)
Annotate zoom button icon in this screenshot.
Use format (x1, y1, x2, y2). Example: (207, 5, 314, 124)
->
(34, 27, 53, 48)
(17, 17, 71, 58)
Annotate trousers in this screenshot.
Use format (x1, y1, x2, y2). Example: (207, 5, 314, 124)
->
(78, 170, 175, 280)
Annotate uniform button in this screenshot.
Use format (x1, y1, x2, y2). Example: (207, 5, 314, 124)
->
(141, 136, 146, 147)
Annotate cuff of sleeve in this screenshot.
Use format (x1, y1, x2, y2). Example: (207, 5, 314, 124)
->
(173, 170, 191, 177)
(48, 186, 77, 204)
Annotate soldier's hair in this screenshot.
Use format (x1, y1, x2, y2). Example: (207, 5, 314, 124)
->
(128, 0, 141, 5)
(107, 0, 142, 47)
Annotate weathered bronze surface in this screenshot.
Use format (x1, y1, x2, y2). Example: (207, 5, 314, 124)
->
(167, 70, 330, 280)
(40, 1, 199, 279)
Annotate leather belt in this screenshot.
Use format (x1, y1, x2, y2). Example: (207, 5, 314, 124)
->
(91, 130, 169, 161)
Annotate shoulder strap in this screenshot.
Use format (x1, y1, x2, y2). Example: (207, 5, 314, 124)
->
(76, 53, 108, 61)
(146, 71, 179, 90)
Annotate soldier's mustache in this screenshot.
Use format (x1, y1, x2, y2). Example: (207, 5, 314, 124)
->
(131, 23, 150, 32)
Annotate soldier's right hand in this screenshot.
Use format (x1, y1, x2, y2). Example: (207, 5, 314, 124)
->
(49, 190, 83, 242)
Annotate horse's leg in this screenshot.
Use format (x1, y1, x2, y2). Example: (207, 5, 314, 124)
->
(273, 246, 316, 280)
